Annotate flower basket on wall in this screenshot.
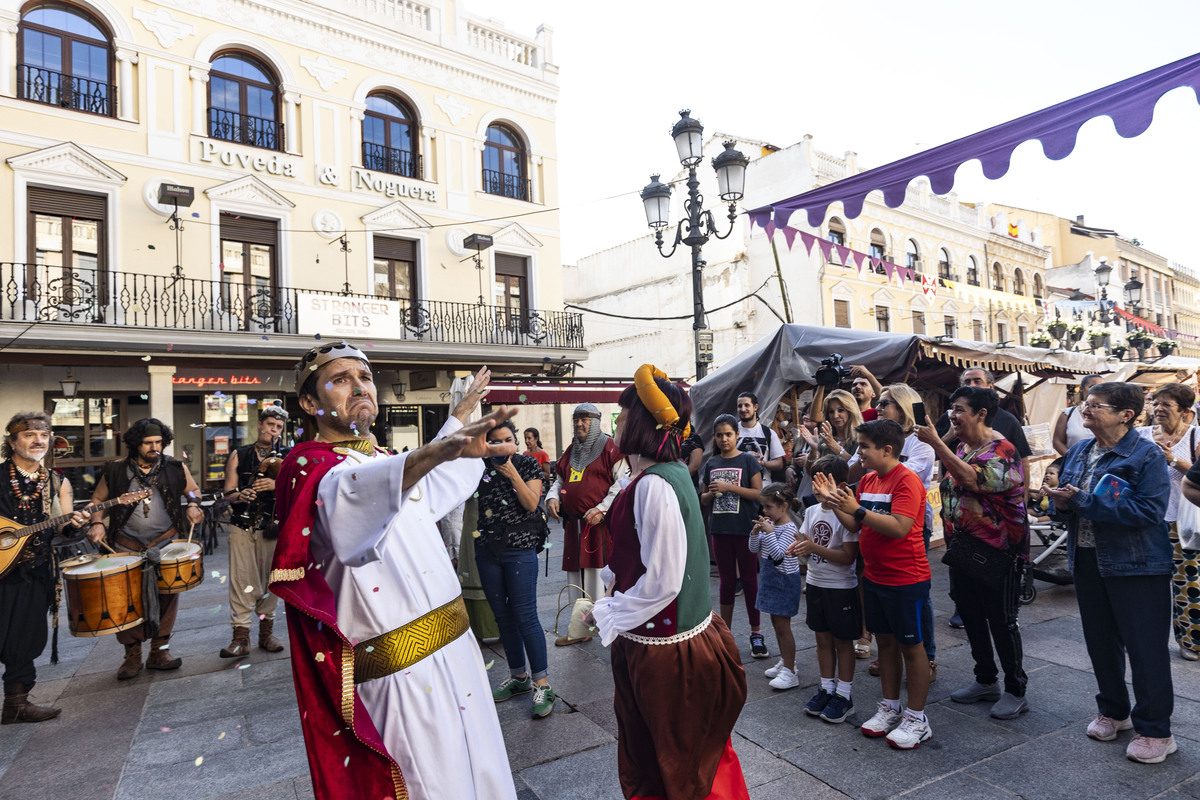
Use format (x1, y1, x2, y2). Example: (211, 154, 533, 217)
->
(1047, 321, 1068, 339)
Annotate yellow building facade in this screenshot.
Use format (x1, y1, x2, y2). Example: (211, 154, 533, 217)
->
(0, 0, 580, 488)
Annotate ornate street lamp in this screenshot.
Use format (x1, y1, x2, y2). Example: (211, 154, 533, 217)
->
(640, 110, 749, 380)
(59, 367, 80, 399)
(1094, 259, 1113, 325)
(1124, 276, 1144, 318)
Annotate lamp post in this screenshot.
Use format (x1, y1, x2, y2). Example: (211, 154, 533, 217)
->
(1093, 258, 1113, 325)
(640, 110, 749, 381)
(1124, 276, 1144, 322)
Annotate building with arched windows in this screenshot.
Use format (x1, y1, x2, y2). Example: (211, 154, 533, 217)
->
(0, 0, 580, 489)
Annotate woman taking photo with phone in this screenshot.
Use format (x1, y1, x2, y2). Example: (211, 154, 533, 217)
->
(476, 420, 556, 718)
(1049, 382, 1175, 764)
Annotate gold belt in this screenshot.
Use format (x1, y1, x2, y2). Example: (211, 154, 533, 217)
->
(353, 596, 470, 684)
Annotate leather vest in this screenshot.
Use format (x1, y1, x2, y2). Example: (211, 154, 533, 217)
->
(104, 457, 188, 536)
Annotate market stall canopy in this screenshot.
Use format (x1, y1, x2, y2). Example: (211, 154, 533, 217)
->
(486, 378, 688, 405)
(688, 325, 1177, 443)
(748, 52, 1200, 230)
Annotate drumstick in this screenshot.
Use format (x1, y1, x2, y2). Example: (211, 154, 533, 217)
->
(186, 522, 195, 546)
(99, 538, 117, 555)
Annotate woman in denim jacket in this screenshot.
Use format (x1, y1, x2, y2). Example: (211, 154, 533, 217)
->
(1049, 381, 1174, 764)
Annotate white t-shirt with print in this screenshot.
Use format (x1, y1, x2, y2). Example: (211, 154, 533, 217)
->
(737, 421, 786, 460)
(799, 504, 860, 590)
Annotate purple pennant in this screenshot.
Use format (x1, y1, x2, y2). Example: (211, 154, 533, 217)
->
(746, 53, 1200, 229)
(799, 231, 818, 255)
(817, 239, 835, 262)
(764, 221, 777, 240)
(835, 244, 852, 266)
(782, 226, 799, 250)
(883, 261, 897, 281)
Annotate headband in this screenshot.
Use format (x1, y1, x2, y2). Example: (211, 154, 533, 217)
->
(634, 364, 691, 440)
(7, 419, 49, 435)
(143, 423, 164, 438)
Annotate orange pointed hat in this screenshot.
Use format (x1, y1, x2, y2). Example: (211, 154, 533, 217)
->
(634, 364, 691, 440)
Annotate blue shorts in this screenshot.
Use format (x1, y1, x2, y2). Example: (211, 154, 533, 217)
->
(862, 577, 929, 646)
(805, 584, 862, 642)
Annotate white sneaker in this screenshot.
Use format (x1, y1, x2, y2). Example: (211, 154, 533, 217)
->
(768, 666, 799, 690)
(860, 702, 903, 738)
(886, 710, 932, 750)
(764, 658, 785, 679)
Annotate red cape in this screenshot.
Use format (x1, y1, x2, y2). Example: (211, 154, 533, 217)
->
(269, 440, 407, 800)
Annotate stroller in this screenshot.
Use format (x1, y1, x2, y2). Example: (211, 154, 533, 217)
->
(1019, 519, 1073, 605)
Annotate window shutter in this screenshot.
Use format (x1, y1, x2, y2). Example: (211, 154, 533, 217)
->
(495, 253, 528, 277)
(834, 299, 850, 329)
(28, 187, 106, 219)
(219, 212, 277, 245)
(373, 236, 416, 262)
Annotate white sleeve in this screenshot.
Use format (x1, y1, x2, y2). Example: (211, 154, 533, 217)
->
(591, 475, 686, 646)
(768, 430, 786, 460)
(545, 472, 564, 502)
(595, 458, 630, 513)
(317, 418, 484, 567)
(904, 436, 937, 488)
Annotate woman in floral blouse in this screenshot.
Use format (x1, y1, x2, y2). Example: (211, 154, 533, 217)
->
(917, 386, 1028, 721)
(476, 420, 556, 718)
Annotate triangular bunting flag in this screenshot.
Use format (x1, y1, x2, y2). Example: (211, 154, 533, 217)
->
(799, 231, 818, 255)
(782, 226, 798, 250)
(835, 244, 851, 266)
(765, 221, 776, 240)
(818, 239, 835, 262)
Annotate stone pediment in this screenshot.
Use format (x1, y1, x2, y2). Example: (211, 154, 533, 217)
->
(205, 175, 294, 210)
(492, 222, 542, 249)
(7, 142, 127, 184)
(361, 201, 431, 231)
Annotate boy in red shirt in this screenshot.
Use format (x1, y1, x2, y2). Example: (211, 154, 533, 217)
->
(812, 418, 931, 749)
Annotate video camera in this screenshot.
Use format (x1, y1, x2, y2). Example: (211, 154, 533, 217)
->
(813, 353, 849, 388)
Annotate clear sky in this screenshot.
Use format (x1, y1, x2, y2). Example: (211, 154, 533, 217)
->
(474, 0, 1200, 267)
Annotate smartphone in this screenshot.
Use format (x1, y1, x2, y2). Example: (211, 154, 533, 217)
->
(1093, 473, 1131, 500)
(912, 402, 926, 425)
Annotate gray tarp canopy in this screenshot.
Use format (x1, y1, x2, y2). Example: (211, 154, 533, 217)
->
(688, 325, 1185, 443)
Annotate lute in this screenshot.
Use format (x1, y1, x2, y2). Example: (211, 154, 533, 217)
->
(0, 489, 152, 578)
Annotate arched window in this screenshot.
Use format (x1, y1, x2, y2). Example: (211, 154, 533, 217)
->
(1013, 268, 1026, 296)
(992, 261, 1005, 292)
(967, 255, 980, 286)
(826, 217, 846, 246)
(869, 229, 888, 274)
(208, 52, 282, 151)
(363, 92, 420, 178)
(18, 3, 114, 116)
(482, 124, 529, 201)
(906, 239, 922, 271)
(1033, 273, 1044, 299)
(938, 248, 952, 279)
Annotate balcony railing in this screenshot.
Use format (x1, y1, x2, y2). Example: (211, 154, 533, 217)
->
(18, 64, 114, 117)
(362, 142, 422, 179)
(208, 108, 285, 151)
(482, 169, 531, 202)
(0, 263, 584, 350)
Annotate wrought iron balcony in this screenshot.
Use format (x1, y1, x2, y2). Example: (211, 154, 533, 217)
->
(207, 108, 285, 151)
(362, 142, 422, 178)
(482, 168, 532, 201)
(18, 64, 115, 117)
(0, 263, 584, 350)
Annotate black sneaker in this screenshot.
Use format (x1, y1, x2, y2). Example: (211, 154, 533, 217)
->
(749, 632, 768, 659)
(804, 688, 832, 717)
(948, 613, 965, 629)
(820, 693, 854, 724)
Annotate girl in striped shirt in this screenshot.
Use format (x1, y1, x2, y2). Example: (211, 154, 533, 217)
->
(751, 483, 804, 690)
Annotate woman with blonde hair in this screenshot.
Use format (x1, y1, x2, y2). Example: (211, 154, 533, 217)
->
(800, 389, 864, 473)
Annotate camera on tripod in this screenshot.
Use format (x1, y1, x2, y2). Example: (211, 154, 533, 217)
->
(813, 353, 849, 387)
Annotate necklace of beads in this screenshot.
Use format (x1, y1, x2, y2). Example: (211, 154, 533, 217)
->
(9, 461, 46, 513)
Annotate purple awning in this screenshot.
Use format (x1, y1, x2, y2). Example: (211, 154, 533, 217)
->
(749, 52, 1200, 230)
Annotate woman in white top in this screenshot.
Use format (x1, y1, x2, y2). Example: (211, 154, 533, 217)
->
(1053, 375, 1104, 456)
(1135, 382, 1200, 661)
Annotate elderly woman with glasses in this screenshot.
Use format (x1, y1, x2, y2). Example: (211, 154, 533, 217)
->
(1049, 382, 1175, 764)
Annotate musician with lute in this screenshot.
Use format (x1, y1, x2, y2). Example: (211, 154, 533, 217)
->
(219, 404, 289, 658)
(86, 418, 204, 681)
(0, 412, 90, 724)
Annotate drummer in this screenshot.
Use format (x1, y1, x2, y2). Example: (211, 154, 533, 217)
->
(1, 412, 89, 723)
(219, 404, 289, 658)
(87, 419, 203, 681)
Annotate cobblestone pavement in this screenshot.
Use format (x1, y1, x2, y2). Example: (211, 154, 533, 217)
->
(3, 523, 1200, 800)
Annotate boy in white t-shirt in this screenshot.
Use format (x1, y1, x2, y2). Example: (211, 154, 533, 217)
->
(788, 454, 861, 724)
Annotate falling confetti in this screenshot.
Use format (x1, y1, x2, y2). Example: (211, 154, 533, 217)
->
(262, 335, 269, 341)
(238, 663, 251, 670)
(315, 652, 326, 662)
(372, 587, 379, 592)
(365, 646, 374, 653)
(167, 343, 174, 351)
(317, 410, 325, 416)
(483, 659, 494, 670)
(315, 333, 322, 340)
(518, 394, 528, 403)
(244, 585, 254, 593)
(424, 686, 432, 694)
(302, 527, 311, 537)
(343, 757, 350, 767)
(141, 355, 152, 361)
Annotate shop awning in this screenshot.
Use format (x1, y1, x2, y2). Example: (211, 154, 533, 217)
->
(748, 52, 1200, 229)
(487, 378, 689, 405)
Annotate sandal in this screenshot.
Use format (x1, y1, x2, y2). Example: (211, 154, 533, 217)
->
(854, 639, 871, 659)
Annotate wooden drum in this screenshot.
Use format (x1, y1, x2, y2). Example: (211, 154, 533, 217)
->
(60, 553, 145, 637)
(156, 540, 204, 595)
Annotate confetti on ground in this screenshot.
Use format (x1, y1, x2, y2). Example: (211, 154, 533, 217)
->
(238, 663, 251, 670)
(218, 732, 226, 740)
(484, 659, 494, 670)
(211, 571, 220, 578)
(160, 727, 171, 732)
(194, 757, 203, 766)
(220, 576, 227, 583)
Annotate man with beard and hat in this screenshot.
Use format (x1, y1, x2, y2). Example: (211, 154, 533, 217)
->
(0, 412, 89, 723)
(87, 418, 204, 680)
(269, 343, 520, 800)
(546, 403, 628, 644)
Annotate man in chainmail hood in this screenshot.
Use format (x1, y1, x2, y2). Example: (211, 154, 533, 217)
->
(546, 403, 628, 645)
